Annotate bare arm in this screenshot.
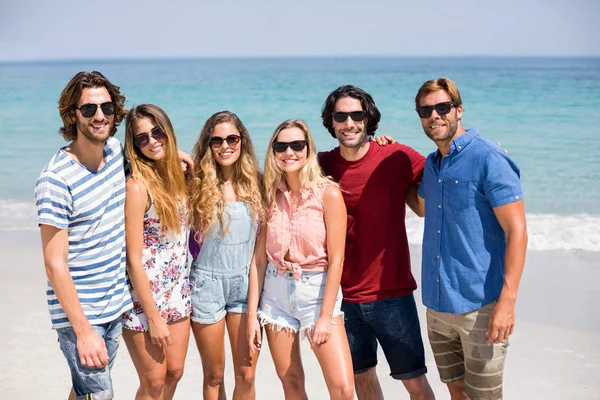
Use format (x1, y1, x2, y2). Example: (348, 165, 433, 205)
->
(125, 179, 172, 347)
(40, 224, 109, 367)
(406, 184, 424, 217)
(487, 199, 528, 344)
(247, 224, 268, 353)
(311, 185, 347, 347)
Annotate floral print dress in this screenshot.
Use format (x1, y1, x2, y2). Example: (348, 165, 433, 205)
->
(123, 199, 192, 331)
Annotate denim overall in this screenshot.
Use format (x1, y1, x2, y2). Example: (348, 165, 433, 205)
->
(190, 202, 258, 324)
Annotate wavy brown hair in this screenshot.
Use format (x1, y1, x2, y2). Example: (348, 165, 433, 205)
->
(58, 71, 127, 141)
(264, 119, 337, 209)
(188, 111, 264, 238)
(124, 104, 188, 233)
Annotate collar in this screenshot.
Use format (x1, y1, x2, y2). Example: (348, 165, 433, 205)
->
(432, 128, 480, 159)
(276, 180, 312, 203)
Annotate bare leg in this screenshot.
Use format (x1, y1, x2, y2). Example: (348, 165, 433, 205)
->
(122, 328, 168, 399)
(402, 375, 436, 400)
(447, 379, 468, 400)
(310, 316, 354, 400)
(354, 367, 384, 400)
(68, 388, 76, 400)
(264, 326, 307, 400)
(163, 318, 191, 400)
(192, 319, 227, 400)
(226, 313, 261, 400)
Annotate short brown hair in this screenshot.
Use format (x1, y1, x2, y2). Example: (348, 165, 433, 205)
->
(57, 71, 127, 141)
(415, 77, 463, 108)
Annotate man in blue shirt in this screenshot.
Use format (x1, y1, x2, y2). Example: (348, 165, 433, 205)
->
(412, 78, 528, 400)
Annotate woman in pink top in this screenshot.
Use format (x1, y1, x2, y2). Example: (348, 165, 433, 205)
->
(247, 119, 354, 400)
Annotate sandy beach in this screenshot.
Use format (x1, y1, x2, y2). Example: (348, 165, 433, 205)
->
(1, 229, 598, 399)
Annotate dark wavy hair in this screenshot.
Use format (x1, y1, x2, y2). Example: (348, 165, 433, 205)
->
(321, 85, 381, 138)
(57, 71, 127, 141)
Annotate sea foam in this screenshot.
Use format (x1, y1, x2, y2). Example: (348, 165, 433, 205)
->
(1, 199, 598, 251)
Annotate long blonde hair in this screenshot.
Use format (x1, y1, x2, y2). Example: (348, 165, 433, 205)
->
(124, 104, 188, 233)
(188, 111, 264, 237)
(263, 119, 336, 208)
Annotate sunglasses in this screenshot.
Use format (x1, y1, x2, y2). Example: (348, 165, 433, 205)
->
(134, 127, 167, 148)
(272, 140, 307, 153)
(415, 101, 458, 118)
(75, 102, 116, 118)
(332, 110, 366, 123)
(209, 134, 241, 148)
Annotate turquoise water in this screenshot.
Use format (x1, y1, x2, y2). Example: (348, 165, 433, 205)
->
(1, 57, 599, 249)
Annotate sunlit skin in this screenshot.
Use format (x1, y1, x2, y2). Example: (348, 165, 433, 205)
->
(274, 127, 308, 174)
(211, 122, 242, 175)
(133, 117, 166, 161)
(75, 87, 114, 145)
(418, 90, 465, 156)
(332, 97, 369, 161)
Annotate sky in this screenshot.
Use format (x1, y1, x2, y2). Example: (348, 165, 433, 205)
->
(1, 0, 599, 61)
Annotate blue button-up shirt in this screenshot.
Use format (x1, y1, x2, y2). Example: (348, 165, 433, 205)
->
(418, 128, 524, 314)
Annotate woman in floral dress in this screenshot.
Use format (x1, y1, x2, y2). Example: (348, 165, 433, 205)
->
(122, 104, 191, 400)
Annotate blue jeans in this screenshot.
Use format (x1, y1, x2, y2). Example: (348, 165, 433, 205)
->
(56, 318, 122, 400)
(342, 294, 427, 380)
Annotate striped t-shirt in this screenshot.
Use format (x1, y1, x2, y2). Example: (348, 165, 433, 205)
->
(34, 136, 132, 329)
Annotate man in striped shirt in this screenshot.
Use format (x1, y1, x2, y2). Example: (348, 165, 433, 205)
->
(35, 71, 132, 400)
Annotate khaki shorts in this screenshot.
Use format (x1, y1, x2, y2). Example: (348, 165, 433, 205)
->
(427, 302, 509, 400)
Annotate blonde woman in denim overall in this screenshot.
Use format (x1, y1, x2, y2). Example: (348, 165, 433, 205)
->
(247, 119, 354, 400)
(188, 111, 265, 400)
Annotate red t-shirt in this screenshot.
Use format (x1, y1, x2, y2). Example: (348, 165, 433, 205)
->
(318, 142, 425, 303)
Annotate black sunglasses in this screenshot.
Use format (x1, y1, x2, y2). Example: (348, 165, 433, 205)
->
(332, 110, 366, 123)
(209, 134, 241, 148)
(272, 140, 307, 153)
(416, 101, 458, 118)
(134, 127, 167, 148)
(75, 102, 116, 118)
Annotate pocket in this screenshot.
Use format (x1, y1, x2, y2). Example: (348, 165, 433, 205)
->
(304, 271, 326, 287)
(444, 177, 470, 209)
(190, 272, 207, 291)
(221, 209, 254, 245)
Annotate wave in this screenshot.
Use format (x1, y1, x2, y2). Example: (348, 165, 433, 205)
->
(2, 199, 599, 251)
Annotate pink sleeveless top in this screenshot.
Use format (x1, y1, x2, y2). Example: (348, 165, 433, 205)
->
(266, 181, 331, 281)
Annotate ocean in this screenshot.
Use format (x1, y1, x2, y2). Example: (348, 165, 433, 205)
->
(1, 57, 598, 250)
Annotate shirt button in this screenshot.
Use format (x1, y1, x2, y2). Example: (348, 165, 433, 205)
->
(437, 230, 441, 234)
(436, 255, 440, 259)
(436, 278, 440, 283)
(438, 204, 442, 208)
(455, 180, 459, 184)
(458, 146, 462, 149)
(438, 179, 442, 183)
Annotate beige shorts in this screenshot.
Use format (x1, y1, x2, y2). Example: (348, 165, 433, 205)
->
(427, 301, 509, 400)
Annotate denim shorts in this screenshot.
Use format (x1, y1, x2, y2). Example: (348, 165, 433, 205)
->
(56, 318, 122, 400)
(427, 301, 509, 400)
(190, 268, 248, 324)
(342, 294, 427, 380)
(257, 263, 343, 334)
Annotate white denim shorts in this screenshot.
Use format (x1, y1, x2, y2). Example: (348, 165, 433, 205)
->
(257, 263, 343, 334)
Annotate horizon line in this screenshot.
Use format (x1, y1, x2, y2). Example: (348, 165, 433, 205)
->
(1, 54, 600, 65)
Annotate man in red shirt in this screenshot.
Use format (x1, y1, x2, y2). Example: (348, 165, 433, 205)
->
(318, 85, 434, 400)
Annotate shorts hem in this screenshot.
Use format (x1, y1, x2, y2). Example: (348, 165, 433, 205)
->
(440, 374, 465, 384)
(354, 364, 378, 375)
(190, 312, 226, 325)
(75, 389, 114, 400)
(390, 366, 428, 381)
(257, 311, 299, 333)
